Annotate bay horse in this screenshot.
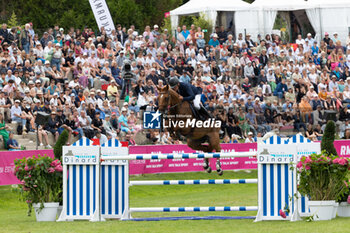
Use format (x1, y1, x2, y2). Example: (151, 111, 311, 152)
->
(157, 85, 223, 175)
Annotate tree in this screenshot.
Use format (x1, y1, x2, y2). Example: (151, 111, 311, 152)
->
(321, 120, 338, 156)
(53, 129, 69, 160)
(4, 0, 185, 33)
(7, 11, 18, 28)
(110, 0, 143, 29)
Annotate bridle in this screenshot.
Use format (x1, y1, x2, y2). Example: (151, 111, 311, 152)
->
(159, 88, 183, 139)
(160, 89, 181, 116)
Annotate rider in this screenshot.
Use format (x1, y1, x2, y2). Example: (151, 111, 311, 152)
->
(168, 77, 211, 120)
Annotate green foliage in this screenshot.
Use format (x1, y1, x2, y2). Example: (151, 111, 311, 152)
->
(162, 17, 173, 38)
(110, 0, 143, 29)
(297, 153, 349, 201)
(192, 14, 213, 42)
(7, 12, 18, 28)
(321, 120, 338, 156)
(53, 129, 69, 160)
(14, 155, 62, 216)
(179, 15, 194, 28)
(4, 0, 184, 34)
(135, 0, 182, 29)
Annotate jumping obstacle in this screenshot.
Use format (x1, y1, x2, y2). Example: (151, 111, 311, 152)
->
(101, 151, 255, 161)
(105, 150, 259, 219)
(58, 134, 321, 222)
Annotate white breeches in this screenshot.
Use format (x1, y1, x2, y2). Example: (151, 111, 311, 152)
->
(194, 94, 201, 110)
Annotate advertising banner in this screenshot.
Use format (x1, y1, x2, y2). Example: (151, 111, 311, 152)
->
(0, 150, 54, 186)
(334, 140, 350, 157)
(1, 140, 350, 185)
(128, 143, 257, 175)
(89, 0, 115, 35)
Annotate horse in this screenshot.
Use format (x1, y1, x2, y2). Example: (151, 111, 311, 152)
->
(157, 85, 223, 175)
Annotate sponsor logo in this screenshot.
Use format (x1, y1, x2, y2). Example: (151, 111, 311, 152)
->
(258, 148, 295, 163)
(143, 111, 161, 129)
(163, 118, 221, 129)
(63, 150, 98, 164)
(144, 111, 221, 129)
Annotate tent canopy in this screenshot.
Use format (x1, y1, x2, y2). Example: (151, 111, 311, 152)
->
(310, 0, 350, 8)
(252, 0, 314, 11)
(170, 0, 251, 32)
(169, 0, 350, 43)
(170, 0, 250, 16)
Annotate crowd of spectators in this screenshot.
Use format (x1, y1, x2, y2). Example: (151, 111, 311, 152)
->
(1, 21, 350, 149)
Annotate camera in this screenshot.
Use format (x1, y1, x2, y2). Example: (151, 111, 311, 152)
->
(122, 60, 135, 80)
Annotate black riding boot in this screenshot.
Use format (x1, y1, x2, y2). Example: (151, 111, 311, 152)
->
(198, 107, 212, 120)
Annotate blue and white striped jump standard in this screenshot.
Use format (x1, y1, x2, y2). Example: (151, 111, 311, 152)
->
(101, 151, 255, 161)
(100, 139, 129, 220)
(130, 206, 259, 213)
(58, 137, 101, 222)
(60, 135, 321, 222)
(130, 179, 258, 186)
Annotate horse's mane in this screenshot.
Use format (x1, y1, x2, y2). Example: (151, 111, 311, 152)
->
(159, 85, 180, 101)
(168, 88, 180, 100)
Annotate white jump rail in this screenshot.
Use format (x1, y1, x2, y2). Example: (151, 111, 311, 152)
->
(101, 151, 256, 161)
(130, 179, 258, 186)
(130, 206, 259, 212)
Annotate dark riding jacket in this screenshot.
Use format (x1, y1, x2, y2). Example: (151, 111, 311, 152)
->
(178, 82, 199, 102)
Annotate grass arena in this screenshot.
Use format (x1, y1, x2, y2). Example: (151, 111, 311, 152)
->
(2, 171, 350, 233)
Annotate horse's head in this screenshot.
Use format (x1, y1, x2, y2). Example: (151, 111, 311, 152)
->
(157, 85, 181, 113)
(157, 85, 170, 113)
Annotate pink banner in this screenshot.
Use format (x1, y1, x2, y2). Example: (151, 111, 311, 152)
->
(129, 143, 258, 175)
(1, 140, 349, 185)
(334, 140, 350, 157)
(0, 150, 54, 186)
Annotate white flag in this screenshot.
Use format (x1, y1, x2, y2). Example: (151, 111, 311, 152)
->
(89, 0, 116, 35)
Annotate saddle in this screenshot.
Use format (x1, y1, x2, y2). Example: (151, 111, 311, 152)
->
(188, 102, 212, 121)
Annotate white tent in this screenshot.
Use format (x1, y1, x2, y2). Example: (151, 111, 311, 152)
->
(170, 0, 350, 43)
(250, 0, 350, 43)
(251, 0, 315, 40)
(169, 0, 252, 34)
(310, 0, 350, 42)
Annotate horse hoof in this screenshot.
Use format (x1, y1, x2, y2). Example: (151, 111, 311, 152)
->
(217, 169, 223, 176)
(203, 162, 211, 173)
(216, 161, 223, 175)
(204, 166, 212, 173)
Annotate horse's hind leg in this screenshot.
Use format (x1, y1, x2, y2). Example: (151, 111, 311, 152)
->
(187, 138, 212, 173)
(209, 132, 223, 176)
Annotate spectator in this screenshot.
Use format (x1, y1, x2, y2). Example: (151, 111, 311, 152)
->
(11, 100, 27, 133)
(91, 112, 105, 135)
(118, 107, 134, 135)
(45, 112, 60, 141)
(94, 131, 108, 146)
(0, 113, 9, 148)
(245, 132, 255, 143)
(1, 22, 350, 147)
(306, 124, 317, 141)
(273, 79, 288, 105)
(37, 125, 51, 148)
(7, 132, 21, 151)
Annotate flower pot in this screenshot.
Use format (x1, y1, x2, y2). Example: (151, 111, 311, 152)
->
(332, 202, 339, 219)
(33, 202, 59, 222)
(57, 205, 63, 219)
(308, 200, 335, 221)
(338, 202, 350, 217)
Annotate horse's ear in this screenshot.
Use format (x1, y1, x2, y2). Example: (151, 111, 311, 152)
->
(156, 85, 161, 91)
(165, 85, 169, 91)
